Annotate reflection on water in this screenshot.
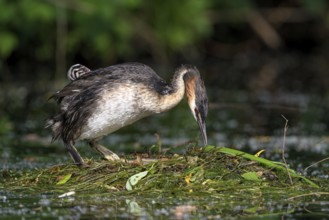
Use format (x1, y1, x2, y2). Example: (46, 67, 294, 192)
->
(0, 191, 328, 219)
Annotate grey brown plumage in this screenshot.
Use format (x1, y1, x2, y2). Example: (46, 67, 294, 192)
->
(47, 62, 208, 166)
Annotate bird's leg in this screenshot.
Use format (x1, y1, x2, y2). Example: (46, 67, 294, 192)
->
(64, 141, 85, 166)
(88, 141, 121, 161)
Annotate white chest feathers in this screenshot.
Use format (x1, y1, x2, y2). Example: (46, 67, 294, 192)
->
(77, 81, 185, 140)
(78, 84, 153, 140)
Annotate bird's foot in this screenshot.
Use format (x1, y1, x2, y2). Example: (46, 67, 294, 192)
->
(89, 141, 122, 162)
(103, 152, 121, 161)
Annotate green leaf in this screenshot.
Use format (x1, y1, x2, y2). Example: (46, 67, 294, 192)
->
(241, 172, 261, 181)
(212, 146, 319, 188)
(56, 173, 72, 185)
(126, 171, 148, 191)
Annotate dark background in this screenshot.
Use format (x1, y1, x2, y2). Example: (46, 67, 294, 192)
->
(1, 0, 328, 89)
(1, 0, 329, 150)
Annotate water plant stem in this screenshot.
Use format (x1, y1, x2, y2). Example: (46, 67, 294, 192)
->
(281, 115, 293, 185)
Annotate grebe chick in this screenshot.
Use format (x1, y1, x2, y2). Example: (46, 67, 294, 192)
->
(47, 62, 208, 166)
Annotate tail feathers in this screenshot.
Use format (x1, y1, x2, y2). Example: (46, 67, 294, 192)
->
(45, 119, 54, 128)
(45, 118, 62, 142)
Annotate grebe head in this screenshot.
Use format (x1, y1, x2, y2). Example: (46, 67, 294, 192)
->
(183, 66, 208, 146)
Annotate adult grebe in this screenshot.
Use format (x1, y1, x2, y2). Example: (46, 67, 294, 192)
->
(47, 63, 208, 166)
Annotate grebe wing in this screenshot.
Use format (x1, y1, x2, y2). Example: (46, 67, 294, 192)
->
(50, 63, 170, 103)
(81, 62, 171, 94)
(83, 63, 163, 80)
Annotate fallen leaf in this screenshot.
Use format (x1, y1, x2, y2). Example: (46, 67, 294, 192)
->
(126, 171, 148, 191)
(58, 191, 75, 198)
(56, 173, 72, 185)
(241, 172, 261, 181)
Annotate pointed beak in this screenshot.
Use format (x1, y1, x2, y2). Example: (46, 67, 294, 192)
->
(195, 109, 208, 146)
(183, 67, 208, 147)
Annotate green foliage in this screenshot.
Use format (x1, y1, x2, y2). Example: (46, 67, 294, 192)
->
(2, 147, 327, 218)
(67, 0, 211, 61)
(1, 0, 329, 78)
(147, 0, 210, 50)
(2, 147, 321, 193)
(0, 0, 211, 68)
(0, 0, 55, 61)
(212, 146, 319, 188)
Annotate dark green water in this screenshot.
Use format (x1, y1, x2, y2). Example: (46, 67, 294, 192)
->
(0, 191, 328, 219)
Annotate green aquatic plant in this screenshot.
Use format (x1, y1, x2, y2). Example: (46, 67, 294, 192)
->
(1, 146, 322, 194)
(1, 146, 328, 218)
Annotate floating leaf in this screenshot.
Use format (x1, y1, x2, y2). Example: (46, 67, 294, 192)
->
(254, 149, 265, 157)
(56, 173, 72, 185)
(241, 172, 261, 181)
(126, 171, 148, 191)
(58, 191, 75, 198)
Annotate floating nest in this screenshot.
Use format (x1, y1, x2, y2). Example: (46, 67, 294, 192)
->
(1, 146, 321, 196)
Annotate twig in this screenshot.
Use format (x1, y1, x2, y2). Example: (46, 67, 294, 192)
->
(154, 133, 162, 153)
(304, 157, 329, 174)
(281, 115, 293, 185)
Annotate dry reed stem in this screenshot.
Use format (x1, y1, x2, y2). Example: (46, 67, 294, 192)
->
(281, 115, 293, 185)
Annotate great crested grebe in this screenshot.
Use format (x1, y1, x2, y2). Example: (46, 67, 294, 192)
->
(47, 62, 208, 166)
